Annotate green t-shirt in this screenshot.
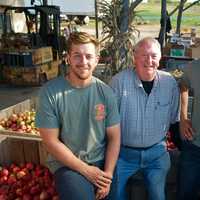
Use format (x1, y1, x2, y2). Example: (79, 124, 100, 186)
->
(180, 59, 200, 147)
(35, 76, 120, 172)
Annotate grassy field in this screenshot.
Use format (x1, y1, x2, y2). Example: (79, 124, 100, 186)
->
(135, 1, 200, 34)
(72, 1, 200, 37)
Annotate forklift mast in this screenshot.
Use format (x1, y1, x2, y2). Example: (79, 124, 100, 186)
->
(3, 5, 64, 57)
(35, 5, 61, 56)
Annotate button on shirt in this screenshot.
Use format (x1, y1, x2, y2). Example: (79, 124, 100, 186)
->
(110, 68, 180, 148)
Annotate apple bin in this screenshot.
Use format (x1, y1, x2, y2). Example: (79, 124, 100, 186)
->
(0, 98, 47, 166)
(0, 99, 59, 199)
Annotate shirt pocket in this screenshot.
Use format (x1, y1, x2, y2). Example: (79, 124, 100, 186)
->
(155, 99, 171, 132)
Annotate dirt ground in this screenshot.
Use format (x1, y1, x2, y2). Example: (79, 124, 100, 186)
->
(80, 23, 199, 41)
(0, 84, 39, 110)
(137, 24, 161, 40)
(80, 24, 161, 40)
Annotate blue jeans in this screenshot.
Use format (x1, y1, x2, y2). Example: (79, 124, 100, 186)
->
(54, 160, 105, 200)
(111, 140, 170, 200)
(177, 141, 200, 200)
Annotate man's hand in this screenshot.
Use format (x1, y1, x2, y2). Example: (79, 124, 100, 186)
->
(95, 171, 113, 200)
(95, 182, 111, 200)
(180, 119, 194, 140)
(81, 165, 112, 189)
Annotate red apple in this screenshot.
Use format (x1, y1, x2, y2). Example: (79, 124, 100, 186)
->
(1, 168, 9, 176)
(47, 186, 55, 196)
(16, 170, 26, 179)
(39, 191, 49, 200)
(7, 175, 17, 184)
(15, 188, 23, 196)
(6, 120, 12, 127)
(10, 114, 18, 123)
(0, 194, 7, 200)
(0, 176, 8, 183)
(30, 184, 40, 195)
(0, 119, 6, 127)
(22, 173, 31, 181)
(33, 195, 40, 200)
(52, 195, 59, 200)
(12, 166, 21, 174)
(22, 194, 32, 200)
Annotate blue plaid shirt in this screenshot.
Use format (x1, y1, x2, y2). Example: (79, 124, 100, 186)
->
(110, 68, 180, 148)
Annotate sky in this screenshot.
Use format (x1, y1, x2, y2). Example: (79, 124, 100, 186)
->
(9, 0, 198, 14)
(24, 0, 95, 14)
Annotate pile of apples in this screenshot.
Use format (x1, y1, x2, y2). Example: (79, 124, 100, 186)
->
(0, 163, 59, 200)
(0, 110, 40, 136)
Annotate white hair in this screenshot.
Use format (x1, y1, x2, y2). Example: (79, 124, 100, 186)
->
(134, 37, 161, 54)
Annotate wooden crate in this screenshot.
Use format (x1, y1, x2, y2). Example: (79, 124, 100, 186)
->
(4, 47, 53, 67)
(0, 99, 48, 166)
(32, 46, 53, 65)
(0, 136, 47, 166)
(3, 60, 59, 86)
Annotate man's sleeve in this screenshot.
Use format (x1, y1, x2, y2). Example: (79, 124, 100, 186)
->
(105, 89, 120, 128)
(109, 75, 122, 111)
(106, 81, 120, 127)
(35, 87, 60, 129)
(170, 79, 180, 124)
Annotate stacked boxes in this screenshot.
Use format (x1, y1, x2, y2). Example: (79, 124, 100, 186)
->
(3, 60, 59, 86)
(2, 46, 59, 86)
(163, 38, 200, 59)
(3, 47, 53, 67)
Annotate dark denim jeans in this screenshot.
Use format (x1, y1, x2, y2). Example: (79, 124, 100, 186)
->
(177, 141, 200, 200)
(54, 160, 114, 200)
(110, 140, 170, 200)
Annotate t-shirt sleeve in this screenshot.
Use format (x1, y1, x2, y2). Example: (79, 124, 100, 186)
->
(35, 86, 60, 129)
(105, 89, 120, 128)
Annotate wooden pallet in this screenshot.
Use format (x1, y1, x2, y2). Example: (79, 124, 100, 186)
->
(3, 60, 59, 86)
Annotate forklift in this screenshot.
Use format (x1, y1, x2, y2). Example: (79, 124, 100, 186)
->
(0, 4, 66, 85)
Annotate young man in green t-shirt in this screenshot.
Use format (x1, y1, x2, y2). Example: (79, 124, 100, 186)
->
(36, 32, 120, 200)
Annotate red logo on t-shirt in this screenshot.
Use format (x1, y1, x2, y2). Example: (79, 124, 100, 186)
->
(95, 104, 105, 121)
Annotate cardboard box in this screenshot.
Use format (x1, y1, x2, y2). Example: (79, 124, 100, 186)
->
(190, 45, 200, 59)
(164, 37, 200, 59)
(163, 43, 192, 58)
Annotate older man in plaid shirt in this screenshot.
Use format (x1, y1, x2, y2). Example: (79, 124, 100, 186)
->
(110, 37, 180, 200)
